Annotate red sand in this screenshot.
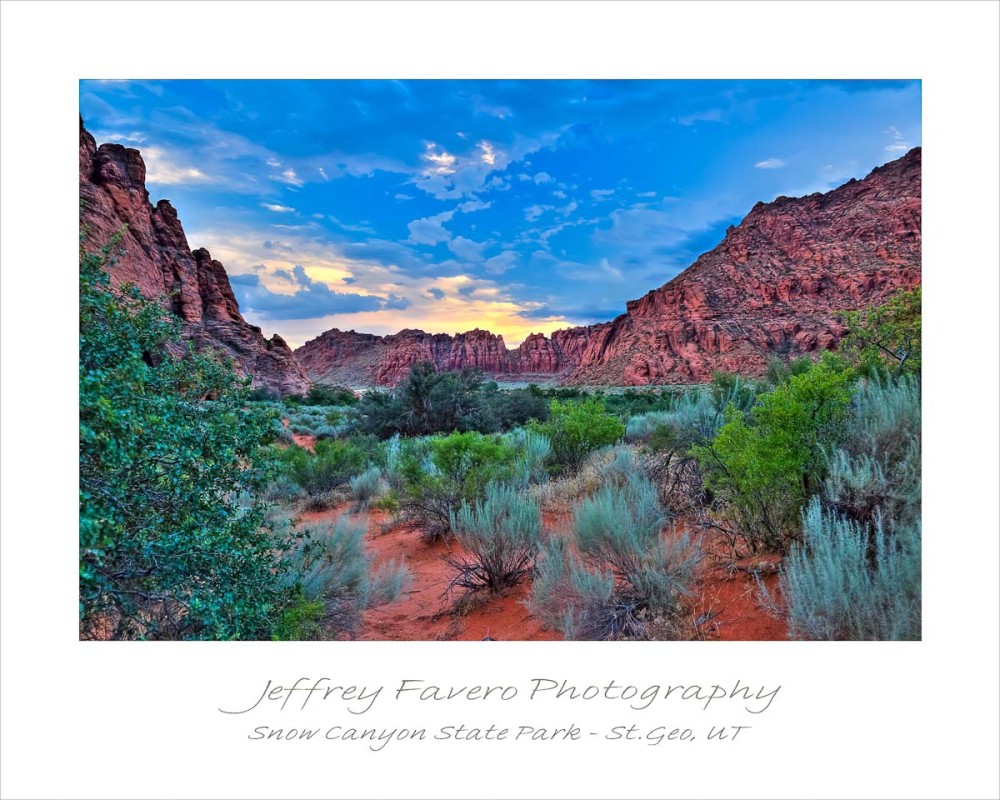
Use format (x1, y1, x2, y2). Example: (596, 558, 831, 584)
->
(299, 501, 787, 641)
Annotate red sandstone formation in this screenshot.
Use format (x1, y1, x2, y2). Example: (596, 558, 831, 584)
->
(79, 118, 309, 395)
(296, 149, 920, 386)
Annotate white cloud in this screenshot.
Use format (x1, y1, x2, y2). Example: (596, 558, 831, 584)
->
(637, 190, 657, 198)
(884, 125, 911, 153)
(478, 141, 496, 165)
(557, 200, 578, 217)
(534, 171, 552, 184)
(448, 236, 491, 262)
(524, 204, 553, 222)
(458, 199, 491, 214)
(270, 167, 304, 187)
(590, 188, 615, 200)
(142, 146, 212, 186)
(483, 251, 520, 275)
(407, 210, 455, 245)
(755, 158, 786, 169)
(394, 193, 414, 200)
(261, 203, 296, 213)
(552, 189, 567, 199)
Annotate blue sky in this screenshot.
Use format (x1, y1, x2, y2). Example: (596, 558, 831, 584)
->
(80, 79, 921, 348)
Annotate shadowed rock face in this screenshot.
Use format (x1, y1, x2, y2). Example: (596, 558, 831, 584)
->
(79, 119, 310, 395)
(296, 149, 921, 386)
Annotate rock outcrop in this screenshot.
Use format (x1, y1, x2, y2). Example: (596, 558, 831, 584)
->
(79, 119, 309, 395)
(296, 148, 921, 386)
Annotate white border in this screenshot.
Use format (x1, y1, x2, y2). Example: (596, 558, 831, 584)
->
(2, 2, 998, 798)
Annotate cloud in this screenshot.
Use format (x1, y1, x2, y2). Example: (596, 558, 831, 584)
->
(534, 171, 552, 184)
(483, 251, 520, 275)
(637, 190, 657, 198)
(142, 146, 212, 186)
(270, 167, 304, 187)
(557, 201, 578, 217)
(407, 210, 456, 245)
(448, 236, 491, 262)
(755, 158, 786, 169)
(478, 141, 496, 165)
(394, 193, 414, 200)
(590, 188, 615, 200)
(230, 265, 406, 320)
(552, 189, 567, 199)
(524, 204, 552, 222)
(458, 199, 491, 213)
(261, 203, 296, 213)
(884, 125, 911, 152)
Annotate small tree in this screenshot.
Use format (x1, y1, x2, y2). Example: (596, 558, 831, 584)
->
(531, 398, 625, 472)
(80, 233, 287, 640)
(839, 287, 921, 376)
(693, 355, 854, 552)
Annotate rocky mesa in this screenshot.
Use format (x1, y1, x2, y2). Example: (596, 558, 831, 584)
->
(79, 118, 310, 395)
(296, 148, 921, 386)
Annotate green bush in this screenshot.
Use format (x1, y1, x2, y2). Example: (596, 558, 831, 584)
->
(781, 498, 921, 640)
(276, 438, 367, 495)
(693, 355, 854, 552)
(530, 398, 625, 472)
(530, 475, 701, 640)
(446, 483, 542, 594)
(80, 233, 290, 640)
(399, 431, 518, 537)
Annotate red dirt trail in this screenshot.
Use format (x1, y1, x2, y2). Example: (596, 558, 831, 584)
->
(299, 501, 787, 642)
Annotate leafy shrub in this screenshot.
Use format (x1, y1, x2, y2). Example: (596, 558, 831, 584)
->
(446, 483, 542, 594)
(781, 499, 921, 640)
(274, 517, 411, 639)
(764, 356, 814, 387)
(288, 384, 359, 407)
(80, 233, 288, 640)
(350, 466, 385, 510)
(530, 475, 701, 640)
(839, 287, 921, 376)
(710, 371, 759, 414)
(505, 428, 552, 487)
(277, 439, 367, 495)
(693, 355, 854, 552)
(530, 398, 625, 472)
(399, 431, 518, 537)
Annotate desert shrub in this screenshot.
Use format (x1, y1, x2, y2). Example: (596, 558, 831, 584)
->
(446, 483, 542, 594)
(693, 355, 854, 552)
(530, 476, 701, 640)
(710, 371, 759, 414)
(781, 499, 921, 640)
(80, 233, 291, 640)
(839, 287, 921, 376)
(274, 517, 411, 639)
(350, 466, 385, 511)
(822, 374, 921, 527)
(399, 431, 518, 537)
(602, 387, 682, 417)
(505, 428, 552, 487)
(288, 384, 359, 407)
(277, 439, 367, 495)
(530, 398, 625, 472)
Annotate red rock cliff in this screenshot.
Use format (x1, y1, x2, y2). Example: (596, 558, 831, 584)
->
(79, 119, 310, 395)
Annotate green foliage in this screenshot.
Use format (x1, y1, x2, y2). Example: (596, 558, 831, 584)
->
(446, 483, 542, 594)
(529, 398, 625, 472)
(399, 431, 518, 537)
(286, 384, 359, 407)
(693, 355, 854, 551)
(352, 362, 549, 438)
(839, 287, 921, 376)
(710, 371, 759, 414)
(80, 233, 289, 640)
(530, 475, 701, 640)
(274, 438, 367, 495)
(781, 499, 921, 640)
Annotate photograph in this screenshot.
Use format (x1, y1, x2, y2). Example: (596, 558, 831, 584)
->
(79, 78, 922, 643)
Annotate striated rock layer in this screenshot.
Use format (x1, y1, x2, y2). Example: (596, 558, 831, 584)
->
(79, 119, 309, 395)
(297, 149, 921, 386)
